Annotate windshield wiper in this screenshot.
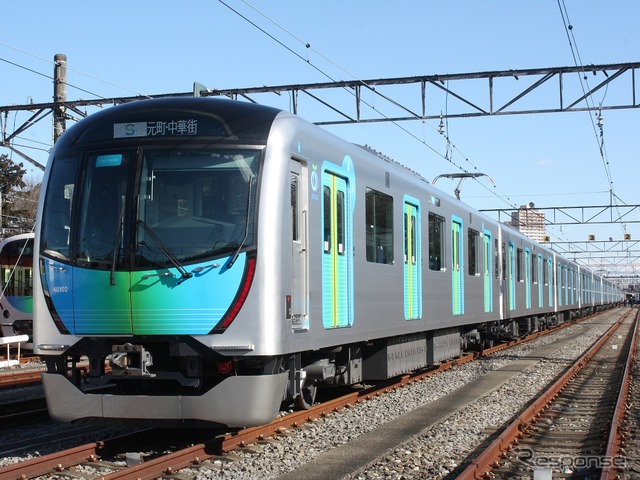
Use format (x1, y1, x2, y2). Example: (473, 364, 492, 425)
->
(228, 176, 253, 268)
(110, 195, 126, 286)
(136, 219, 193, 284)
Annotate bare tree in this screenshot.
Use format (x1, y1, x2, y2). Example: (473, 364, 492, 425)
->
(0, 154, 38, 236)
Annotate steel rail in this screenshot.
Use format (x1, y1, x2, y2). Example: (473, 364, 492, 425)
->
(455, 308, 635, 480)
(0, 309, 604, 479)
(95, 313, 595, 480)
(96, 362, 475, 480)
(0, 369, 43, 388)
(600, 308, 639, 480)
(0, 442, 105, 480)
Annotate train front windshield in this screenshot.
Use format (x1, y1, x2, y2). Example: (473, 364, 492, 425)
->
(0, 237, 33, 297)
(41, 148, 260, 271)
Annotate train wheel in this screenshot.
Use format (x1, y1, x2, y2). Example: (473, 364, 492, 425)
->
(295, 383, 317, 409)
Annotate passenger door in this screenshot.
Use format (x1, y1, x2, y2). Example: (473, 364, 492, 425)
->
(508, 242, 516, 311)
(322, 170, 352, 328)
(451, 217, 464, 316)
(483, 231, 492, 313)
(403, 198, 422, 320)
(525, 248, 531, 309)
(290, 159, 308, 330)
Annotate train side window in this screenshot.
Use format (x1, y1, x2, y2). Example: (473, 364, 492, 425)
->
(337, 190, 345, 255)
(323, 186, 331, 253)
(410, 213, 417, 264)
(411, 214, 417, 264)
(428, 212, 445, 271)
(403, 210, 418, 265)
(517, 248, 524, 282)
(0, 238, 33, 296)
(291, 173, 299, 241)
(494, 238, 499, 279)
(532, 252, 538, 284)
(40, 156, 80, 261)
(468, 228, 479, 276)
(404, 213, 408, 263)
(365, 188, 393, 264)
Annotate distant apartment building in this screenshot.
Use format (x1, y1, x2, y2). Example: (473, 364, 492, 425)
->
(509, 202, 546, 243)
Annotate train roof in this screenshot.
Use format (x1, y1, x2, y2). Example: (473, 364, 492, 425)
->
(0, 232, 34, 245)
(54, 97, 285, 150)
(356, 144, 430, 184)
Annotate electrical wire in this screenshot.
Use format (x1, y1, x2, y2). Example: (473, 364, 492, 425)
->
(556, 2, 621, 203)
(0, 41, 151, 99)
(230, 1, 579, 248)
(1, 6, 626, 269)
(224, 0, 515, 209)
(0, 55, 105, 100)
(556, 0, 629, 265)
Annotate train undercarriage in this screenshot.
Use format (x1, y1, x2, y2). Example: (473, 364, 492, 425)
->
(42, 305, 614, 426)
(288, 306, 610, 408)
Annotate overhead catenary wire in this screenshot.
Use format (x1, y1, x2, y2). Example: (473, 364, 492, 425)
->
(556, 0, 626, 240)
(0, 7, 631, 273)
(224, 0, 517, 211)
(0, 55, 105, 101)
(230, 1, 580, 249)
(557, 1, 632, 277)
(0, 41, 151, 100)
(8, 13, 490, 206)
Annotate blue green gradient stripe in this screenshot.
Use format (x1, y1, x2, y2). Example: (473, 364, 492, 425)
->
(43, 254, 247, 335)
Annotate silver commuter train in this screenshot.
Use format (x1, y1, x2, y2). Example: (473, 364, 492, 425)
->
(34, 97, 622, 427)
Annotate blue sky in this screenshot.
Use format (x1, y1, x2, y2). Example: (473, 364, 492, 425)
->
(1, 1, 639, 273)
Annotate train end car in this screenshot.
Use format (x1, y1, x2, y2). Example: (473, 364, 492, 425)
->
(0, 233, 34, 348)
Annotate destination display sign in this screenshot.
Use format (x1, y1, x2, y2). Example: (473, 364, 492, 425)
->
(114, 119, 199, 138)
(76, 111, 229, 144)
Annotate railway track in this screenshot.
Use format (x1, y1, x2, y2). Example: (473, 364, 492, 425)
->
(0, 364, 461, 479)
(457, 307, 638, 480)
(618, 335, 640, 480)
(0, 396, 48, 429)
(0, 367, 43, 389)
(0, 308, 626, 480)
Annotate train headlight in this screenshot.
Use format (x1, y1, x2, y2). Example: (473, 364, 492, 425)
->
(38, 344, 69, 351)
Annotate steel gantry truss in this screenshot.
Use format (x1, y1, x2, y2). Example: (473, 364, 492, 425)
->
(481, 204, 640, 227)
(539, 239, 640, 269)
(2, 61, 640, 165)
(480, 204, 640, 282)
(1, 59, 639, 280)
